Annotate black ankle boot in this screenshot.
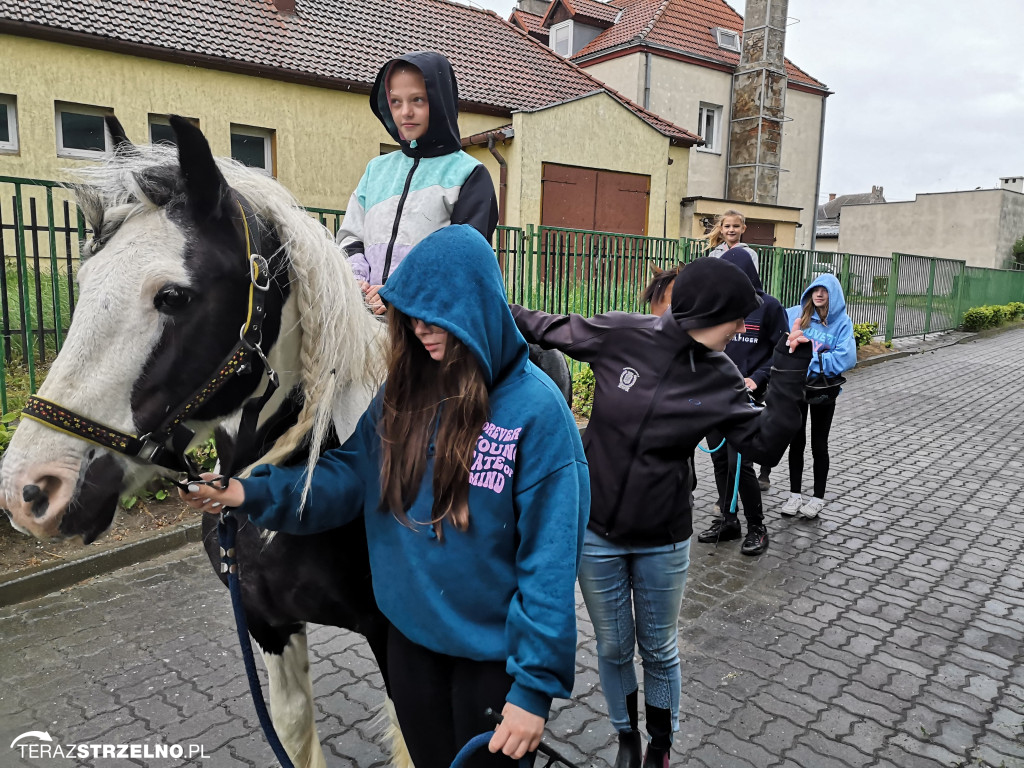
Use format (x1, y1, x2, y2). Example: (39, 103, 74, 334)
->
(614, 730, 642, 768)
(642, 743, 670, 768)
(643, 704, 672, 767)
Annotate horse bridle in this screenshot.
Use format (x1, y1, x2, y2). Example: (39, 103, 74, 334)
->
(21, 196, 280, 483)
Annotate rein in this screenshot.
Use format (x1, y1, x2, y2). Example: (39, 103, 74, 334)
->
(22, 197, 279, 484)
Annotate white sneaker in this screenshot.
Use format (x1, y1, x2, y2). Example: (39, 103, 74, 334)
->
(780, 493, 803, 516)
(800, 497, 825, 519)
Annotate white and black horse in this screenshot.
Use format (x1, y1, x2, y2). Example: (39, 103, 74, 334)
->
(0, 116, 571, 768)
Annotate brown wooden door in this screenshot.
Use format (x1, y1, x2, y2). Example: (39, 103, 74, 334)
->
(541, 163, 649, 235)
(744, 220, 776, 246)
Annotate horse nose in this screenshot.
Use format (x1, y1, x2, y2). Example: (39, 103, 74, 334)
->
(22, 481, 53, 519)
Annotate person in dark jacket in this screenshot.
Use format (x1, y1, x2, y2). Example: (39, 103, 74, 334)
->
(510, 257, 812, 768)
(696, 248, 789, 556)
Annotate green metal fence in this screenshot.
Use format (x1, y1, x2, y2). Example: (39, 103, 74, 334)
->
(4, 171, 1024, 414)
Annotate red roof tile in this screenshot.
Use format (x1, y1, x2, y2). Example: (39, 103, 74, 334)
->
(1, 0, 699, 143)
(510, 8, 549, 40)
(571, 0, 827, 91)
(553, 0, 624, 26)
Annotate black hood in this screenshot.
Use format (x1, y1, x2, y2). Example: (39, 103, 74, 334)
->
(371, 51, 462, 158)
(671, 257, 761, 330)
(720, 247, 764, 293)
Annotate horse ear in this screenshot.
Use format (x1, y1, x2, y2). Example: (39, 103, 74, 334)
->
(170, 115, 229, 220)
(104, 115, 135, 155)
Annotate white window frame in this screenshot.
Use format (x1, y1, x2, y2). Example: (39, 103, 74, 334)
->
(55, 102, 112, 159)
(697, 102, 723, 154)
(148, 114, 200, 146)
(714, 27, 741, 52)
(550, 20, 574, 57)
(0, 94, 18, 153)
(230, 124, 275, 176)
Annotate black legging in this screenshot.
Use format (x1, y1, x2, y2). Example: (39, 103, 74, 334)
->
(387, 625, 536, 768)
(707, 428, 763, 526)
(788, 399, 836, 498)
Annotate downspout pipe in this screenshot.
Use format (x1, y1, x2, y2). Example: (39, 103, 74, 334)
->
(809, 95, 827, 250)
(488, 134, 508, 226)
(643, 51, 652, 110)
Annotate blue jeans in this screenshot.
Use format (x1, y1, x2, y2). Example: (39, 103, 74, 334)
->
(577, 529, 691, 733)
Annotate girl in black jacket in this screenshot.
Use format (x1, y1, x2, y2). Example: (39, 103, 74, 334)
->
(511, 257, 811, 768)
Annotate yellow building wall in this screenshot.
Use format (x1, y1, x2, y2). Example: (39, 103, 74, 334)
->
(0, 35, 507, 209)
(507, 92, 689, 238)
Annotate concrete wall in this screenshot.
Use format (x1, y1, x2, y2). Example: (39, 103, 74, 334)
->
(508, 92, 689, 238)
(0, 35, 505, 209)
(837, 189, 1024, 269)
(580, 52, 824, 247)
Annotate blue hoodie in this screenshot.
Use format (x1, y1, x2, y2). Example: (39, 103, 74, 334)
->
(238, 225, 589, 719)
(786, 273, 857, 379)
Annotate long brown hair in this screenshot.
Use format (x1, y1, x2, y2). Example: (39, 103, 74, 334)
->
(378, 309, 489, 540)
(799, 288, 829, 329)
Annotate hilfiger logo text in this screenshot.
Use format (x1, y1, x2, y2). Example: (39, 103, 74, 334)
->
(618, 367, 639, 392)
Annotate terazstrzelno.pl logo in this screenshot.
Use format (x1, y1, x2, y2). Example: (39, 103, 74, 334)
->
(11, 730, 209, 761)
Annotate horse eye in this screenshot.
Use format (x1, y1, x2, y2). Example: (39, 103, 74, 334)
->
(153, 285, 192, 312)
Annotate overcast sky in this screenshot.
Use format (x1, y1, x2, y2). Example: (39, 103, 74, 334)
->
(471, 0, 1024, 203)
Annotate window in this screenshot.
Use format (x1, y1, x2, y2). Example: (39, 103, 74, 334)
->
(230, 124, 274, 175)
(714, 27, 741, 52)
(550, 20, 573, 57)
(0, 94, 18, 153)
(56, 102, 112, 159)
(148, 114, 200, 146)
(697, 103, 723, 154)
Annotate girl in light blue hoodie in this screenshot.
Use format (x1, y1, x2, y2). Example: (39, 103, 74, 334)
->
(779, 274, 857, 519)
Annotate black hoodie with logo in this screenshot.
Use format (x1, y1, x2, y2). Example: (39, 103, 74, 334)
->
(511, 257, 811, 546)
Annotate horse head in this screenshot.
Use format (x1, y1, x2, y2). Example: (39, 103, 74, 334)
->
(1, 116, 377, 543)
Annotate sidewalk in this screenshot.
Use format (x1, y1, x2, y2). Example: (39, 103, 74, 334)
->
(2, 326, 1024, 767)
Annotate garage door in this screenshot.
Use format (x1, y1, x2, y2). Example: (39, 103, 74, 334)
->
(541, 163, 650, 235)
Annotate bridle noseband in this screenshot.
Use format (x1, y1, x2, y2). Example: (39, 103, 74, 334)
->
(22, 197, 280, 484)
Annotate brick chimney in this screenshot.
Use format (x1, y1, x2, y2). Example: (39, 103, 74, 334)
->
(726, 0, 789, 205)
(273, 0, 296, 13)
(516, 0, 551, 16)
(828, 193, 836, 202)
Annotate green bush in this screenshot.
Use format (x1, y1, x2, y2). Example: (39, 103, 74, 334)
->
(853, 322, 878, 347)
(961, 302, 1024, 331)
(572, 366, 595, 419)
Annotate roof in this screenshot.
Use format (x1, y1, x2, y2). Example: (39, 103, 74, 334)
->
(568, 0, 828, 92)
(818, 188, 887, 222)
(0, 0, 699, 144)
(543, 0, 623, 27)
(510, 9, 549, 40)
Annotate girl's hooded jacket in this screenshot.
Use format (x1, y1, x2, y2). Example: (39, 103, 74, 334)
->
(336, 52, 499, 286)
(238, 225, 589, 720)
(512, 257, 811, 547)
(786, 273, 857, 380)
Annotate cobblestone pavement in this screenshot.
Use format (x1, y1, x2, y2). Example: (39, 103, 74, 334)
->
(2, 330, 1024, 768)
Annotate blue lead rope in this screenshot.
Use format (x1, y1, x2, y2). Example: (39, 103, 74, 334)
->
(219, 512, 296, 768)
(696, 439, 742, 516)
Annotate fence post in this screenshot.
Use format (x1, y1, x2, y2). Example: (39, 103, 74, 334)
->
(840, 253, 852, 299)
(884, 253, 900, 343)
(14, 183, 37, 393)
(46, 187, 65, 352)
(952, 261, 967, 328)
(770, 247, 784, 302)
(525, 223, 536, 309)
(923, 258, 937, 338)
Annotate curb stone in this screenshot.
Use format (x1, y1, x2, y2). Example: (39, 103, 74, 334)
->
(0, 520, 203, 607)
(5, 324, 1023, 607)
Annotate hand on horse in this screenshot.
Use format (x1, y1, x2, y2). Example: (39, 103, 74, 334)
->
(179, 472, 246, 511)
(489, 702, 544, 760)
(364, 284, 387, 316)
(786, 317, 811, 354)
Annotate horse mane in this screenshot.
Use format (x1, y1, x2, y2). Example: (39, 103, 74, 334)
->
(73, 145, 385, 509)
